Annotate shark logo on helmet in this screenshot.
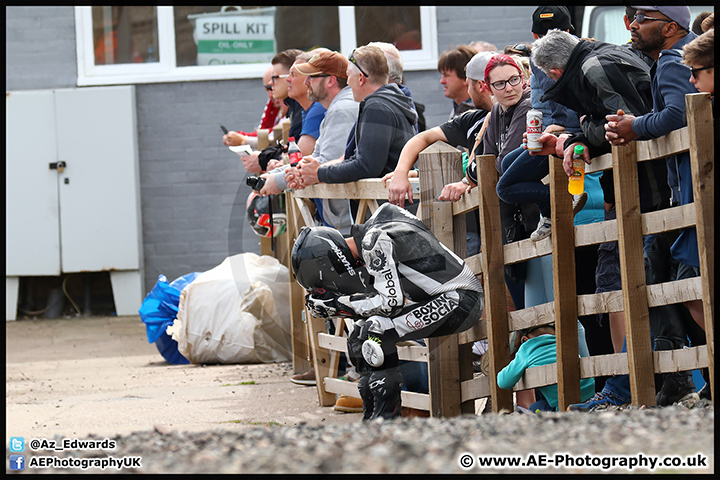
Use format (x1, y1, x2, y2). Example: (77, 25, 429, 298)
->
(318, 236, 357, 277)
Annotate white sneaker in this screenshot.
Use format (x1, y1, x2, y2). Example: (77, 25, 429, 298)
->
(530, 216, 552, 242)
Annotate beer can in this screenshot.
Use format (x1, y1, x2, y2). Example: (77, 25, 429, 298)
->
(526, 109, 543, 152)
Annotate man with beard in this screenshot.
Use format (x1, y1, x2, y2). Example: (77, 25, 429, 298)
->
(261, 49, 359, 396)
(604, 6, 706, 406)
(528, 29, 683, 411)
(294, 45, 418, 188)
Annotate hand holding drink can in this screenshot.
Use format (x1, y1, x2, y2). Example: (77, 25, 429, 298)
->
(526, 109, 543, 151)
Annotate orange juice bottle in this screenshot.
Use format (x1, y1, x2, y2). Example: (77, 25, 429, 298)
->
(568, 144, 585, 195)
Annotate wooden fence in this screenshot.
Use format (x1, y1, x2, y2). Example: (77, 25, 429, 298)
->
(275, 92, 713, 414)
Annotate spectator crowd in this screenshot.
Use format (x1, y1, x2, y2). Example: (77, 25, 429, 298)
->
(224, 5, 714, 417)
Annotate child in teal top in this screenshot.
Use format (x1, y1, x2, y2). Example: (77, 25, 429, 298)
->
(497, 324, 595, 412)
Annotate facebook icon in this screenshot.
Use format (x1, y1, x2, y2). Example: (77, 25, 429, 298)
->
(9, 455, 25, 470)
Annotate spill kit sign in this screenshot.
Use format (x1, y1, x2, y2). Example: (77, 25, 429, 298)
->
(190, 7, 276, 65)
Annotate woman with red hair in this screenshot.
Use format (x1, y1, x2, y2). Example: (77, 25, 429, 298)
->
(439, 53, 537, 314)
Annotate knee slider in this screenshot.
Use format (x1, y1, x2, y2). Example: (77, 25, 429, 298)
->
(362, 336, 385, 367)
(362, 333, 399, 369)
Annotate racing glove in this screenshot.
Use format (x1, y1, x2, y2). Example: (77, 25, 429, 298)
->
(305, 288, 356, 318)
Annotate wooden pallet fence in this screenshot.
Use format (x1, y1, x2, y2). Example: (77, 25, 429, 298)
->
(280, 92, 713, 414)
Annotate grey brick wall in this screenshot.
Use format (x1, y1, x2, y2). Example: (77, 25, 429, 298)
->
(5, 5, 539, 297)
(136, 80, 265, 290)
(437, 6, 536, 53)
(5, 6, 77, 90)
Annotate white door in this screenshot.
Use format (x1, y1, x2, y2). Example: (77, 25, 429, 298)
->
(6, 86, 143, 319)
(54, 86, 142, 272)
(5, 90, 62, 276)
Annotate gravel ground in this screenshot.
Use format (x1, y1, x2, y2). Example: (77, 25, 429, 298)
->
(11, 399, 713, 474)
(6, 317, 714, 474)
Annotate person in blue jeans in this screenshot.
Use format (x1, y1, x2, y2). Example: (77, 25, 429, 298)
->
(496, 5, 583, 243)
(497, 144, 600, 364)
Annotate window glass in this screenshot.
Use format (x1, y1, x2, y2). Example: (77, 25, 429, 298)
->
(586, 8, 629, 45)
(92, 6, 158, 65)
(355, 7, 421, 51)
(174, 6, 340, 67)
(77, 6, 435, 85)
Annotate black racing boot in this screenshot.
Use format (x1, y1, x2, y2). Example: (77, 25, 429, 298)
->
(358, 374, 374, 421)
(656, 371, 699, 406)
(368, 367, 403, 420)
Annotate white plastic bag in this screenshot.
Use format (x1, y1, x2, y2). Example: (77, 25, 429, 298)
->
(169, 253, 293, 364)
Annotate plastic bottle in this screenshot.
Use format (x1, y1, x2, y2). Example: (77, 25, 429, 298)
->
(287, 137, 302, 166)
(568, 144, 585, 195)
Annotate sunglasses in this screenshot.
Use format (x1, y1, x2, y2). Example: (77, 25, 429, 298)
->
(690, 65, 713, 79)
(348, 49, 369, 78)
(634, 13, 673, 25)
(270, 73, 290, 83)
(490, 74, 522, 91)
(307, 73, 331, 78)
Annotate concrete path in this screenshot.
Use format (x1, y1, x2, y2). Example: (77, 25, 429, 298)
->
(6, 316, 359, 440)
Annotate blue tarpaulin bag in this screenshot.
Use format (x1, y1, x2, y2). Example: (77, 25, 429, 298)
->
(139, 272, 200, 364)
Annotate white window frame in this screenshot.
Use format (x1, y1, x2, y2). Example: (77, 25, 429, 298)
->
(75, 6, 438, 86)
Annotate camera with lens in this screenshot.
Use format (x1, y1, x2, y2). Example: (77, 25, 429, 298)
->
(246, 175, 267, 191)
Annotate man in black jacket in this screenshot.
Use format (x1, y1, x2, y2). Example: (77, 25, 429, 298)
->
(295, 45, 418, 187)
(292, 203, 484, 420)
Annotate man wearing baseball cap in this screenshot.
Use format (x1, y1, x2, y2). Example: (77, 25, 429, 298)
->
(263, 49, 359, 234)
(604, 5, 704, 408)
(265, 49, 360, 401)
(531, 5, 573, 36)
(529, 5, 579, 131)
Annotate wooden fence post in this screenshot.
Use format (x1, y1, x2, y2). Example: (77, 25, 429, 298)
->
(550, 155, 581, 410)
(476, 154, 513, 413)
(418, 141, 472, 416)
(285, 191, 312, 374)
(257, 129, 270, 150)
(686, 93, 714, 401)
(612, 142, 656, 406)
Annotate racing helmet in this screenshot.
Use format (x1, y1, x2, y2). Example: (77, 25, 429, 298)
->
(246, 192, 287, 238)
(291, 226, 367, 294)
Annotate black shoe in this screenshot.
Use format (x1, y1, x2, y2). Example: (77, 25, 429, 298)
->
(472, 360, 483, 373)
(656, 372, 698, 406)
